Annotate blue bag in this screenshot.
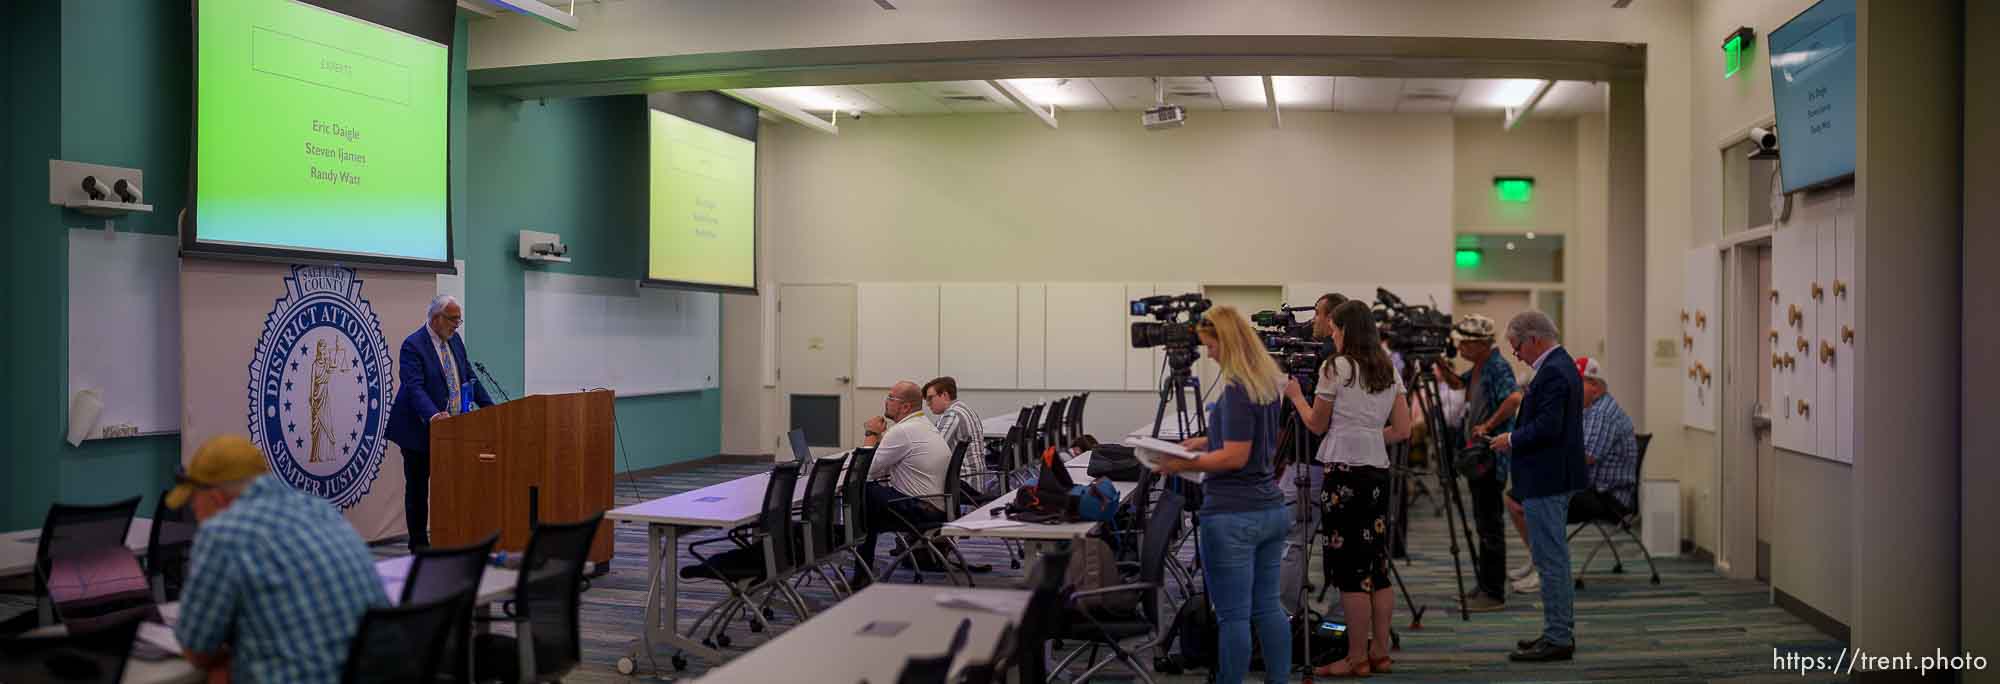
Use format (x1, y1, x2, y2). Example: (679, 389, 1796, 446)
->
(1070, 477, 1120, 523)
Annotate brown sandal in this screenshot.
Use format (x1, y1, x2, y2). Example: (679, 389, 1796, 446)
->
(1314, 657, 1373, 678)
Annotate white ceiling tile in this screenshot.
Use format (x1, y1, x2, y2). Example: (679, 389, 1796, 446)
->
(1397, 78, 1462, 113)
(1088, 78, 1155, 112)
(915, 81, 1013, 113)
(1269, 76, 1333, 111)
(850, 83, 951, 115)
(1159, 76, 1222, 111)
(1212, 76, 1268, 111)
(730, 86, 882, 116)
(1333, 77, 1400, 112)
(1536, 81, 1607, 114)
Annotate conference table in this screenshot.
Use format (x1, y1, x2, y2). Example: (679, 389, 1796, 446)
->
(941, 453, 1139, 547)
(24, 556, 517, 684)
(694, 584, 1029, 683)
(981, 413, 1018, 436)
(0, 519, 154, 579)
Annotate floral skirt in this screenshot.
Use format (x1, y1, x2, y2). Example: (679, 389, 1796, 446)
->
(1320, 462, 1392, 593)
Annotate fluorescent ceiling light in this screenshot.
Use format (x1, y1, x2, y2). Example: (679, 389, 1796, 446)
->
(737, 87, 858, 115)
(1492, 79, 1550, 108)
(1269, 76, 1320, 106)
(1000, 78, 1094, 109)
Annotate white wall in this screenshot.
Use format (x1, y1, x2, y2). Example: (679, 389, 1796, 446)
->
(725, 110, 1455, 451)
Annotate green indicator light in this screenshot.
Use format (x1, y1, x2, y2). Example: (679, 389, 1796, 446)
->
(1494, 178, 1533, 203)
(1455, 249, 1483, 268)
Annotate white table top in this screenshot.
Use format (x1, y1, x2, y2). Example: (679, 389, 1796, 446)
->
(695, 584, 1029, 683)
(942, 455, 1138, 541)
(980, 413, 1018, 435)
(0, 518, 155, 579)
(373, 555, 518, 607)
(1125, 419, 1191, 442)
(609, 457, 856, 529)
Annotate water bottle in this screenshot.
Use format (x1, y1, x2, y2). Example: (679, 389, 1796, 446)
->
(461, 378, 479, 414)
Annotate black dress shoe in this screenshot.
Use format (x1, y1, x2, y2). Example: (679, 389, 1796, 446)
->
(1509, 639, 1575, 662)
(1516, 636, 1545, 651)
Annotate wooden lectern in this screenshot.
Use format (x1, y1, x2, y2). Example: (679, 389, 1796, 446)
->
(429, 390, 616, 564)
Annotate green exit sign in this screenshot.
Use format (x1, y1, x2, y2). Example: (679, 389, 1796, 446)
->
(1723, 27, 1754, 79)
(1494, 177, 1533, 203)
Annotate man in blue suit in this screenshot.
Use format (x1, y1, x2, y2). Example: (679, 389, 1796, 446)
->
(1489, 310, 1586, 662)
(387, 295, 495, 549)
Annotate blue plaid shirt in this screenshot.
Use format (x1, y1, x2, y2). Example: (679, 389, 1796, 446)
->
(1582, 393, 1639, 509)
(175, 476, 387, 684)
(1460, 352, 1519, 477)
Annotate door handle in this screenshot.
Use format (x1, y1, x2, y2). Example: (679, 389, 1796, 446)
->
(835, 376, 851, 384)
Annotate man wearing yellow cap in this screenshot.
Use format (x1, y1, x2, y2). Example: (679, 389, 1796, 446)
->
(170, 435, 387, 684)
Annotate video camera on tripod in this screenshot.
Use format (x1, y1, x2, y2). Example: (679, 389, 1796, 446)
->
(1129, 293, 1211, 374)
(1371, 287, 1457, 359)
(1252, 305, 1328, 379)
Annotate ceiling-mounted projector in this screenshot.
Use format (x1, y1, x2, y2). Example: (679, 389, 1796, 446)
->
(1142, 104, 1186, 130)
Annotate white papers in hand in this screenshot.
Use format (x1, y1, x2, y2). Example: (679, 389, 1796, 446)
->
(1123, 437, 1198, 470)
(136, 622, 182, 657)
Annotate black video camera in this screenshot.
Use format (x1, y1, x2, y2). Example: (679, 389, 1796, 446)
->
(1130, 294, 1210, 373)
(1372, 287, 1456, 359)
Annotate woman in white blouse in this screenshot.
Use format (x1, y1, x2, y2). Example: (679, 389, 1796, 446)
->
(1283, 298, 1413, 677)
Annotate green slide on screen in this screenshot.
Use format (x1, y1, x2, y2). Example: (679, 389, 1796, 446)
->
(648, 110, 756, 290)
(196, 0, 449, 262)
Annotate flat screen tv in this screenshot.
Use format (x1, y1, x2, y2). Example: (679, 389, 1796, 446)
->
(1767, 0, 1857, 193)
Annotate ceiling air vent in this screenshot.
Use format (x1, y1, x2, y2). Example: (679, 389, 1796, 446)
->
(941, 95, 991, 103)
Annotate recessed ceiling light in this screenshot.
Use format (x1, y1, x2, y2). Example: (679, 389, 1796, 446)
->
(1506, 242, 1517, 251)
(1526, 231, 1537, 240)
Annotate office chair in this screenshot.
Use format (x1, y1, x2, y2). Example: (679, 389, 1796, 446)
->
(400, 532, 498, 683)
(1568, 433, 1661, 588)
(0, 611, 143, 684)
(1051, 490, 1185, 684)
(343, 589, 471, 684)
(680, 464, 809, 650)
(33, 497, 147, 627)
(472, 513, 603, 683)
(893, 618, 972, 684)
(144, 491, 197, 604)
(877, 442, 979, 586)
(797, 453, 856, 598)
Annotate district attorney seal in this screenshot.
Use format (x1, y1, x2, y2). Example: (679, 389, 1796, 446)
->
(246, 266, 394, 510)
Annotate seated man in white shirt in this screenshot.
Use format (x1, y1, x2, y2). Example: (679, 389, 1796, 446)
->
(854, 381, 958, 585)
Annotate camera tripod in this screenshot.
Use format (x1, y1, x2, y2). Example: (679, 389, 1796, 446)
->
(1150, 350, 1206, 441)
(1398, 352, 1481, 622)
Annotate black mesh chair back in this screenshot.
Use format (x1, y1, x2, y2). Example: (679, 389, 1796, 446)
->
(840, 447, 877, 548)
(1067, 392, 1089, 443)
(1012, 551, 1071, 684)
(145, 491, 197, 604)
(513, 513, 604, 680)
(401, 533, 496, 683)
(35, 498, 144, 625)
(759, 463, 804, 578)
(342, 589, 470, 684)
(802, 454, 846, 563)
(893, 618, 972, 684)
(1022, 403, 1046, 465)
(1137, 490, 1186, 623)
(0, 612, 141, 684)
(1629, 433, 1653, 515)
(1044, 397, 1069, 453)
(941, 442, 969, 513)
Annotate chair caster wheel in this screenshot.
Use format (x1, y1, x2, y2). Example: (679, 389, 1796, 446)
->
(1574, 579, 1585, 589)
(1650, 575, 1661, 585)
(672, 655, 688, 671)
(617, 657, 637, 675)
(749, 622, 764, 633)
(914, 574, 926, 584)
(1612, 563, 1625, 574)
(717, 634, 733, 648)
(764, 608, 776, 620)
(1011, 560, 1022, 569)
(702, 638, 716, 648)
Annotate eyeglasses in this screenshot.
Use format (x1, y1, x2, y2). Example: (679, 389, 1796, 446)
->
(440, 314, 463, 324)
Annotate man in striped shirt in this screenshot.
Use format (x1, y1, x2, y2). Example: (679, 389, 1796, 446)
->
(923, 376, 988, 492)
(169, 435, 388, 684)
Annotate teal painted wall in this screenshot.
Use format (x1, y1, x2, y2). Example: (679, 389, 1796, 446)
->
(464, 92, 723, 472)
(0, 4, 718, 530)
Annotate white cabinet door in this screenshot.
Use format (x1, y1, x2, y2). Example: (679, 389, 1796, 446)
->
(1815, 218, 1840, 459)
(1833, 206, 1858, 464)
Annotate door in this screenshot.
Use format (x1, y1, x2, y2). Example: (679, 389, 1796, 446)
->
(779, 284, 856, 457)
(1753, 245, 1775, 582)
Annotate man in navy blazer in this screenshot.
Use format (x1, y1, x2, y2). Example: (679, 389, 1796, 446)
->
(387, 295, 495, 548)
(1490, 310, 1586, 662)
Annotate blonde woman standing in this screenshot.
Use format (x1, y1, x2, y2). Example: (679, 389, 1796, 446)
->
(1157, 306, 1293, 684)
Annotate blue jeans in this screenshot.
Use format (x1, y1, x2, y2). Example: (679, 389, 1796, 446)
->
(1199, 506, 1293, 684)
(1523, 493, 1576, 646)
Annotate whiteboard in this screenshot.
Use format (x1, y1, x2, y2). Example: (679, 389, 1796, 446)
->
(938, 284, 1016, 390)
(1043, 283, 1128, 391)
(524, 271, 719, 396)
(856, 283, 940, 388)
(69, 229, 181, 437)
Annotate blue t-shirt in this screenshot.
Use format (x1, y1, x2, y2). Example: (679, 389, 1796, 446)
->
(1200, 381, 1286, 514)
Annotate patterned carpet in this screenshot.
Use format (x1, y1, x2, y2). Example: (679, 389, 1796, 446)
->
(1, 462, 1848, 683)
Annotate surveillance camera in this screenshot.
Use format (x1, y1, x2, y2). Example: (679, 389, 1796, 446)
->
(530, 241, 568, 257)
(81, 176, 111, 201)
(113, 179, 142, 204)
(1749, 127, 1778, 153)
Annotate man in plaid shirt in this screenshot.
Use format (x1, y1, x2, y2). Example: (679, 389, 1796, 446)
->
(1572, 356, 1638, 516)
(169, 435, 388, 684)
(922, 376, 988, 489)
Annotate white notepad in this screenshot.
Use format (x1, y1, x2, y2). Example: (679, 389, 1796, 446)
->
(1123, 436, 1199, 469)
(945, 518, 1024, 532)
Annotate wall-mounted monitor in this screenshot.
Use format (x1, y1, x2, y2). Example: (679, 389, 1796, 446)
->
(645, 92, 759, 295)
(1767, 0, 1857, 194)
(190, 0, 455, 270)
